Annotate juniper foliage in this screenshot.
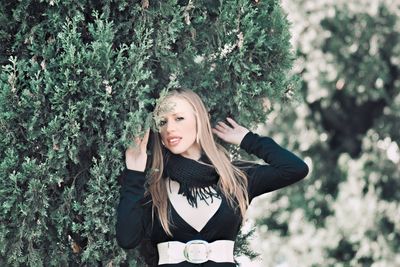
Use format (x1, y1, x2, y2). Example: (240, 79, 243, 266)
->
(0, 1, 296, 266)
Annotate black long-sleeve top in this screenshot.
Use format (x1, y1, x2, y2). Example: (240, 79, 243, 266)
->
(116, 132, 309, 266)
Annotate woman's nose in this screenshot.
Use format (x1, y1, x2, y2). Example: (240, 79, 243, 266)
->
(166, 120, 176, 132)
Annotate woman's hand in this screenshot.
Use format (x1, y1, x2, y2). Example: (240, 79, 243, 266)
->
(125, 129, 150, 172)
(212, 117, 250, 146)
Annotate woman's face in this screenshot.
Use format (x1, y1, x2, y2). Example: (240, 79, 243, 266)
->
(157, 96, 202, 160)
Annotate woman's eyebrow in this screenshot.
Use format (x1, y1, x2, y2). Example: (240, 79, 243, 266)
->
(160, 112, 183, 118)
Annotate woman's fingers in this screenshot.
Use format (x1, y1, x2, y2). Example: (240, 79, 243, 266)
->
(211, 128, 225, 139)
(217, 121, 233, 131)
(125, 129, 150, 171)
(218, 117, 239, 129)
(212, 117, 249, 145)
(211, 128, 219, 135)
(226, 117, 238, 127)
(130, 129, 150, 151)
(214, 118, 237, 134)
(144, 128, 150, 140)
(140, 129, 150, 149)
(215, 124, 227, 132)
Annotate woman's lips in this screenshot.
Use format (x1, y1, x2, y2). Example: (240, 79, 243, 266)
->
(168, 137, 181, 146)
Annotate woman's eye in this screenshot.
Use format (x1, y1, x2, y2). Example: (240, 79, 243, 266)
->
(158, 117, 183, 127)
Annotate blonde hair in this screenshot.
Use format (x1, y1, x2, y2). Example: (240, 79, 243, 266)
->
(147, 88, 249, 236)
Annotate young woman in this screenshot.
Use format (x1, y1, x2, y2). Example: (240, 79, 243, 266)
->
(116, 88, 309, 266)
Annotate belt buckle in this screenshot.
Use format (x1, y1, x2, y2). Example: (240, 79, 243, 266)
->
(183, 240, 210, 264)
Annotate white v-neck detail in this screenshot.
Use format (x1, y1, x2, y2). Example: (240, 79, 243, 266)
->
(167, 179, 222, 232)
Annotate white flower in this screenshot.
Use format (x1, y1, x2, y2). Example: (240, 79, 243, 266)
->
(106, 85, 112, 95)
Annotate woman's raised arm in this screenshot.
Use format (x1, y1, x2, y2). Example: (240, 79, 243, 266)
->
(212, 118, 309, 201)
(116, 129, 150, 249)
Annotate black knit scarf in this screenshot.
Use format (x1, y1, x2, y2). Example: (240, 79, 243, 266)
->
(164, 151, 221, 208)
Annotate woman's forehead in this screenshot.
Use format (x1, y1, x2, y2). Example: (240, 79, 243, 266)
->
(159, 97, 194, 116)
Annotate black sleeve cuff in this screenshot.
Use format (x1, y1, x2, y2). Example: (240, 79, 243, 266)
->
(240, 131, 258, 151)
(121, 168, 147, 188)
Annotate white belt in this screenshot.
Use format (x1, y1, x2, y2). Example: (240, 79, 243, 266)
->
(157, 240, 235, 264)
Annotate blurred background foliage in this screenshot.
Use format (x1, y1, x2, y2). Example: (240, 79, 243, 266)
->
(249, 0, 400, 266)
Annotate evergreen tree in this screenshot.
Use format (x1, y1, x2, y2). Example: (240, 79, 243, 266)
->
(253, 0, 400, 266)
(0, 1, 297, 266)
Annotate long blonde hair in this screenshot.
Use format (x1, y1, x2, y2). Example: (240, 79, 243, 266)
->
(147, 88, 249, 236)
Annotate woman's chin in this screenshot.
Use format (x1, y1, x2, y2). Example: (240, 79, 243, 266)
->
(166, 146, 185, 155)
